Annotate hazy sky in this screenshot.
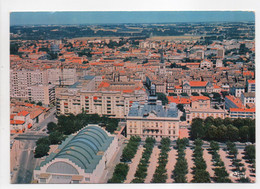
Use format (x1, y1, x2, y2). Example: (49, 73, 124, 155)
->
(10, 11, 255, 25)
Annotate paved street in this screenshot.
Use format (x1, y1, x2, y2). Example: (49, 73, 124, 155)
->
(10, 107, 56, 184)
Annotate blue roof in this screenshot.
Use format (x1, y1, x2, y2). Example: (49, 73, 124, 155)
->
(36, 125, 114, 173)
(83, 75, 95, 80)
(68, 82, 81, 88)
(128, 102, 179, 118)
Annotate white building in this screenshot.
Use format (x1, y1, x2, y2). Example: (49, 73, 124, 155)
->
(241, 92, 255, 106)
(28, 85, 55, 105)
(216, 59, 223, 68)
(126, 86, 180, 141)
(33, 125, 119, 184)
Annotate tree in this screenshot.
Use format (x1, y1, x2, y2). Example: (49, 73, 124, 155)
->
(214, 117, 223, 126)
(181, 92, 188, 96)
(156, 93, 168, 105)
(226, 125, 239, 142)
(248, 125, 255, 143)
(49, 131, 64, 144)
(36, 101, 42, 106)
(223, 117, 233, 126)
(169, 93, 177, 96)
(239, 126, 249, 142)
(216, 125, 227, 141)
(47, 122, 57, 133)
(204, 117, 215, 126)
(190, 118, 204, 140)
(35, 144, 50, 158)
(177, 104, 184, 112)
(244, 145, 255, 162)
(36, 137, 50, 146)
(191, 92, 199, 96)
(108, 163, 129, 183)
(206, 125, 218, 140)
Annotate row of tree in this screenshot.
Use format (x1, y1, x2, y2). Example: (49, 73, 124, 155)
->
(226, 142, 250, 183)
(107, 163, 129, 183)
(191, 139, 211, 183)
(108, 136, 141, 183)
(49, 113, 119, 136)
(172, 138, 189, 183)
(131, 137, 156, 183)
(208, 141, 231, 183)
(35, 113, 119, 158)
(121, 136, 141, 163)
(151, 138, 171, 183)
(243, 145, 255, 176)
(190, 117, 255, 143)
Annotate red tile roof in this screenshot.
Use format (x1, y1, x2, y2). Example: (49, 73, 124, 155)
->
(10, 120, 25, 125)
(247, 80, 255, 84)
(230, 108, 255, 113)
(17, 110, 29, 116)
(190, 96, 210, 102)
(167, 96, 191, 104)
(189, 81, 207, 87)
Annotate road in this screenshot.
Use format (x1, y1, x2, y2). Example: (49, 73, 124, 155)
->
(11, 107, 56, 184)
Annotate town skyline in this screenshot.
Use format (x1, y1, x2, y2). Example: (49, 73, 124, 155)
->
(8, 11, 256, 184)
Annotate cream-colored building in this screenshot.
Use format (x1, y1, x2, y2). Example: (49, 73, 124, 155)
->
(34, 125, 118, 184)
(28, 84, 55, 105)
(186, 96, 226, 124)
(126, 94, 180, 141)
(56, 90, 147, 118)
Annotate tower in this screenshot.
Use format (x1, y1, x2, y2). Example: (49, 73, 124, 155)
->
(159, 48, 166, 75)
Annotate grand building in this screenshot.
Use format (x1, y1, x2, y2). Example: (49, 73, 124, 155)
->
(126, 85, 180, 141)
(34, 125, 118, 184)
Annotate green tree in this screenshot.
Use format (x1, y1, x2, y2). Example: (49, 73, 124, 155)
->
(108, 163, 129, 183)
(206, 125, 218, 140)
(226, 125, 239, 142)
(190, 118, 204, 140)
(36, 101, 42, 106)
(181, 92, 188, 96)
(49, 131, 64, 144)
(47, 122, 57, 133)
(156, 93, 168, 105)
(36, 137, 50, 146)
(216, 125, 227, 141)
(191, 92, 199, 96)
(239, 126, 249, 142)
(35, 144, 50, 158)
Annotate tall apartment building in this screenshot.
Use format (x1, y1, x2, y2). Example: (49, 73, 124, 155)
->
(56, 90, 147, 118)
(47, 68, 77, 86)
(28, 85, 55, 105)
(56, 76, 147, 118)
(10, 68, 77, 104)
(10, 69, 47, 99)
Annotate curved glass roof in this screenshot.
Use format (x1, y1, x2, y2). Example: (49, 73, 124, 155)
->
(37, 125, 114, 173)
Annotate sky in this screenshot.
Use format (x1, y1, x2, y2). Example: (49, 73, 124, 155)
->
(10, 11, 255, 26)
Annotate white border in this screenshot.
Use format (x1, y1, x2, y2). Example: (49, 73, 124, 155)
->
(1, 1, 259, 189)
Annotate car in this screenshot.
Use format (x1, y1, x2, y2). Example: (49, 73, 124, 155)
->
(43, 129, 46, 131)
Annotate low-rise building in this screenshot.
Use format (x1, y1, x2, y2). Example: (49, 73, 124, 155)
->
(229, 108, 255, 119)
(241, 92, 255, 106)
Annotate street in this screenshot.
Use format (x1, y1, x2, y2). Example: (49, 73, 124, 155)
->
(11, 107, 57, 184)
